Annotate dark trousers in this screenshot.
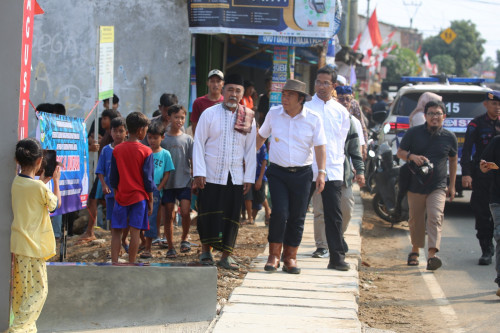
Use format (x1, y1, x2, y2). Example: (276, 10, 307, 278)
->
(471, 170, 494, 241)
(267, 164, 312, 246)
(320, 180, 346, 264)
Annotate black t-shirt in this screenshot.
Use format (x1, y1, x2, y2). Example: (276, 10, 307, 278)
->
(399, 123, 458, 194)
(480, 136, 500, 203)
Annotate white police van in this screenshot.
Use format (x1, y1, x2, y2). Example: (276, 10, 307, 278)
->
(377, 76, 492, 194)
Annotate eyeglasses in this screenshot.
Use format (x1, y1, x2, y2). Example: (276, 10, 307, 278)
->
(337, 96, 352, 102)
(315, 80, 333, 87)
(426, 112, 444, 117)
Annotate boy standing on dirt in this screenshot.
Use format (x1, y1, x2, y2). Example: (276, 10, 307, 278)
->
(141, 122, 175, 259)
(109, 112, 156, 263)
(162, 105, 194, 258)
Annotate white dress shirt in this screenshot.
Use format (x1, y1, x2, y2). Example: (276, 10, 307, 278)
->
(193, 104, 257, 185)
(351, 116, 366, 146)
(259, 104, 326, 167)
(305, 94, 351, 180)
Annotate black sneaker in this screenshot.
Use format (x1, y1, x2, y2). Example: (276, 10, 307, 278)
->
(327, 261, 350, 271)
(312, 248, 329, 258)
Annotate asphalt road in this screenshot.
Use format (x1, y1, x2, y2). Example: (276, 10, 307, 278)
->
(431, 192, 500, 332)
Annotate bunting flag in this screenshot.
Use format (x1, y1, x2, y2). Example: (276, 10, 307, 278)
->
(352, 9, 383, 53)
(34, 0, 44, 15)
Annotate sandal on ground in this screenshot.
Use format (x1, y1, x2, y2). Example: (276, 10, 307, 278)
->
(152, 238, 165, 245)
(180, 241, 191, 253)
(166, 248, 177, 259)
(140, 252, 152, 259)
(241, 219, 254, 225)
(199, 251, 214, 265)
(426, 256, 442, 271)
(138, 245, 146, 253)
(217, 256, 239, 271)
(159, 241, 169, 249)
(407, 252, 419, 266)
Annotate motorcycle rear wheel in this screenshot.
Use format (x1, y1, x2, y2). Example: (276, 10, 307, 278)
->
(372, 192, 393, 222)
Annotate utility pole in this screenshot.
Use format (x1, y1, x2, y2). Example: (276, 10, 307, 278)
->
(403, 0, 422, 29)
(367, 0, 370, 20)
(349, 0, 358, 46)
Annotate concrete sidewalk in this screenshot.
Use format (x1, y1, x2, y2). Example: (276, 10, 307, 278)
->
(58, 187, 363, 333)
(210, 186, 363, 333)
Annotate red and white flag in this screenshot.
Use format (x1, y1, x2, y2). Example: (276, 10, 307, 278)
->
(416, 45, 422, 57)
(423, 52, 432, 70)
(352, 9, 383, 53)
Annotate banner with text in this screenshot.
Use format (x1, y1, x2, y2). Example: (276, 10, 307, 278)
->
(36, 112, 90, 215)
(270, 46, 289, 107)
(189, 0, 337, 38)
(98, 26, 114, 101)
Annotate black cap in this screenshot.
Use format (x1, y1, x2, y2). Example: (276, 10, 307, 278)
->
(224, 74, 244, 86)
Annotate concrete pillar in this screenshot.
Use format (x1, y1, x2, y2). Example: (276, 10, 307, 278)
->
(0, 1, 24, 330)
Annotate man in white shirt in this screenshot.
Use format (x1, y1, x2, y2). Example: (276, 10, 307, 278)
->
(257, 79, 327, 274)
(193, 74, 257, 270)
(305, 66, 351, 271)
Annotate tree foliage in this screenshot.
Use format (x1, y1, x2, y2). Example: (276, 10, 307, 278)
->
(431, 54, 456, 75)
(381, 46, 419, 82)
(422, 20, 485, 76)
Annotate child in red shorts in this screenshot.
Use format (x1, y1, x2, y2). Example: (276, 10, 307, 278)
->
(109, 112, 156, 263)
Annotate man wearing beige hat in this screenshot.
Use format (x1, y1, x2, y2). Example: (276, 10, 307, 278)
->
(190, 69, 224, 135)
(256, 79, 327, 274)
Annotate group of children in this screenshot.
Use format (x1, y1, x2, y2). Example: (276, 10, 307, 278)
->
(94, 105, 194, 263)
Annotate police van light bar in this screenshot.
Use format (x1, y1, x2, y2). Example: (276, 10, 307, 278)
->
(401, 76, 486, 84)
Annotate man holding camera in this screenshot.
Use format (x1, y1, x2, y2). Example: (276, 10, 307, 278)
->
(397, 100, 458, 271)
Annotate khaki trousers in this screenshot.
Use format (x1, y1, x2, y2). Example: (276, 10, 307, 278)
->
(407, 189, 446, 251)
(313, 185, 355, 248)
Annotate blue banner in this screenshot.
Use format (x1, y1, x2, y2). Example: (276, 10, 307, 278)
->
(36, 112, 89, 215)
(258, 36, 326, 47)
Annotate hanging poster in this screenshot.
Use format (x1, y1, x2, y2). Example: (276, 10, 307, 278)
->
(36, 112, 90, 215)
(189, 0, 337, 38)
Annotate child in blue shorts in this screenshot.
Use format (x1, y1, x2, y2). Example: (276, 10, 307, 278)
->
(109, 112, 156, 264)
(95, 117, 127, 240)
(141, 122, 174, 259)
(162, 105, 194, 258)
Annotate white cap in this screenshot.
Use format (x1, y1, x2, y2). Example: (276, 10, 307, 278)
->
(208, 69, 224, 80)
(337, 75, 347, 86)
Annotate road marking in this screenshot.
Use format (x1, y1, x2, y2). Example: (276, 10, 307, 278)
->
(409, 235, 465, 332)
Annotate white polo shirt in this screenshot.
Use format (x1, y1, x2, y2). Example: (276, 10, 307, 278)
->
(305, 94, 351, 180)
(259, 105, 326, 168)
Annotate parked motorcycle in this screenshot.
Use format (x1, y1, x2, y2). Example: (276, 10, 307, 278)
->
(368, 123, 409, 225)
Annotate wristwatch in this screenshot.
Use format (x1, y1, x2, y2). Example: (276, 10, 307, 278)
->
(318, 169, 327, 175)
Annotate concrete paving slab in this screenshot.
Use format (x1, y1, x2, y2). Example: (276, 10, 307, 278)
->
(230, 286, 357, 302)
(228, 294, 358, 311)
(213, 312, 361, 333)
(220, 303, 358, 320)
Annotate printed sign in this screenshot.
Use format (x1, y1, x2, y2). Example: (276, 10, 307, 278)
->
(98, 26, 114, 101)
(270, 46, 289, 107)
(18, 0, 35, 139)
(189, 0, 338, 38)
(36, 112, 90, 215)
(258, 36, 326, 47)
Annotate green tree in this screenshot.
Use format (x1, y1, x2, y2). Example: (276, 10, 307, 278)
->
(381, 46, 419, 82)
(431, 54, 456, 75)
(422, 20, 485, 76)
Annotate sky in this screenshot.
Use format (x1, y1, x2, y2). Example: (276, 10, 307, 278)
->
(357, 0, 500, 62)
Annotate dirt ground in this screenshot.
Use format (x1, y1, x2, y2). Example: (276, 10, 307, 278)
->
(359, 191, 444, 332)
(49, 216, 268, 307)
